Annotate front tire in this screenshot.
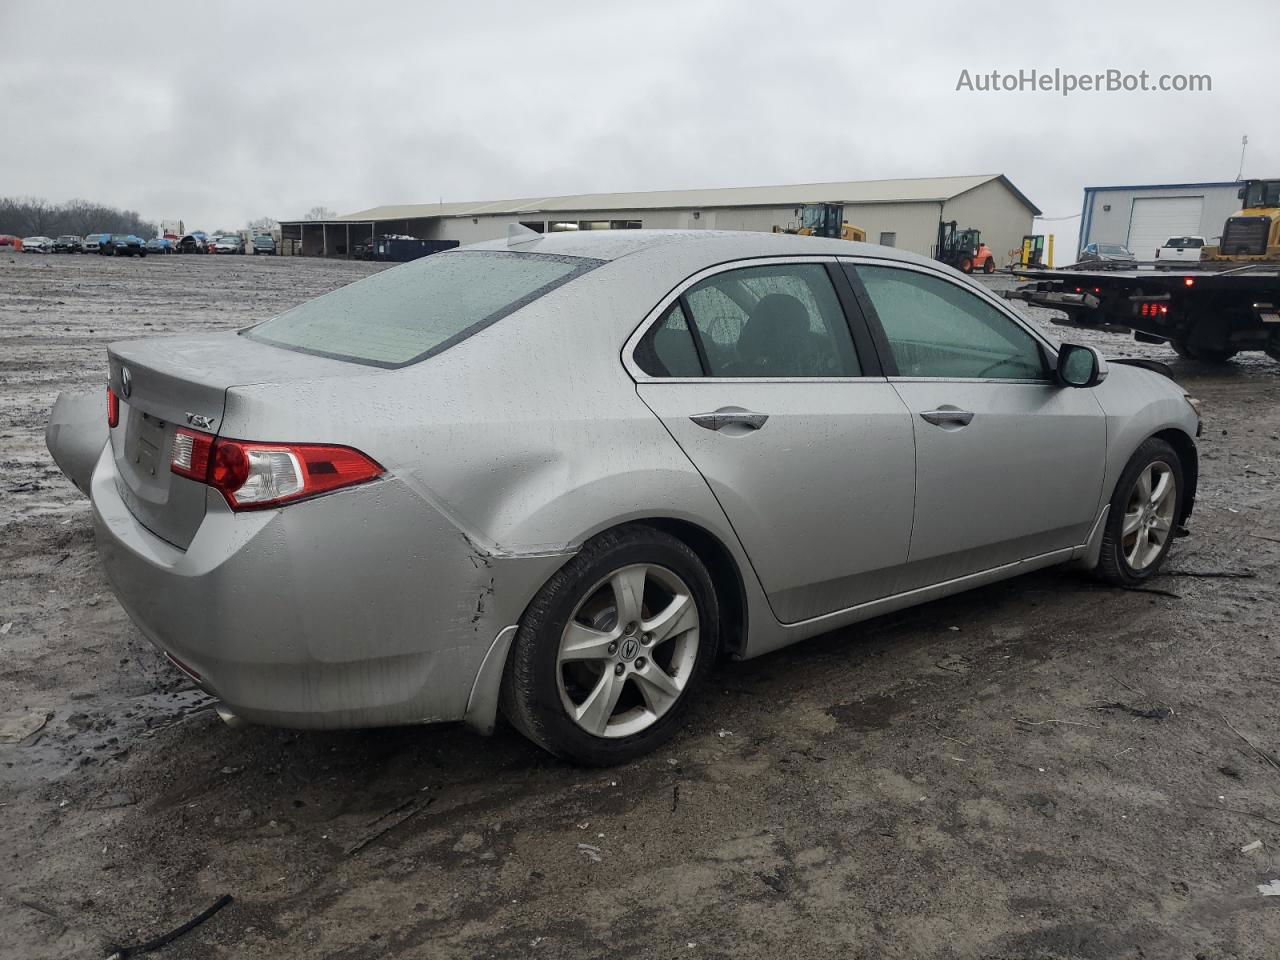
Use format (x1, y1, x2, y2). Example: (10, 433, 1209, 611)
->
(501, 524, 720, 765)
(1094, 438, 1183, 586)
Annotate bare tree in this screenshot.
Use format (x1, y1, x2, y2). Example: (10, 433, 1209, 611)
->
(0, 196, 156, 238)
(304, 206, 337, 221)
(247, 216, 279, 235)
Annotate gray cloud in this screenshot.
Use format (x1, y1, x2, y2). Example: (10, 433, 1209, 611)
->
(2, 0, 1271, 252)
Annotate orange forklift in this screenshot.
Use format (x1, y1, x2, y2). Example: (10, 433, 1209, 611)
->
(935, 220, 996, 274)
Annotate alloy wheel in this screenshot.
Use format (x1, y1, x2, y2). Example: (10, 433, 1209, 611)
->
(1121, 461, 1176, 571)
(556, 563, 700, 739)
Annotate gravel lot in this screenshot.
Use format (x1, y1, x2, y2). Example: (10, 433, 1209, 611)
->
(2, 252, 1279, 960)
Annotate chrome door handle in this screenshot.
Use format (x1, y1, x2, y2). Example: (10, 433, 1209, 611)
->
(919, 408, 974, 427)
(690, 409, 769, 431)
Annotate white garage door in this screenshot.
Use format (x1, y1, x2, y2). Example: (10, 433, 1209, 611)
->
(1126, 196, 1204, 260)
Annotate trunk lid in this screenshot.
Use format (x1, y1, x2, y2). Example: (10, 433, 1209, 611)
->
(107, 332, 359, 549)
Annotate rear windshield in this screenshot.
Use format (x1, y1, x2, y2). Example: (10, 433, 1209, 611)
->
(246, 250, 601, 367)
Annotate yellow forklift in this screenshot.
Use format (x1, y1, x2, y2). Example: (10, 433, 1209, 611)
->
(773, 203, 867, 242)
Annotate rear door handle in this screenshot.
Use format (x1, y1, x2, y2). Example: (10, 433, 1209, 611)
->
(919, 408, 974, 427)
(690, 408, 769, 431)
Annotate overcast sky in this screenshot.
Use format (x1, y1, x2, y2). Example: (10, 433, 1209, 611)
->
(2, 1, 1272, 252)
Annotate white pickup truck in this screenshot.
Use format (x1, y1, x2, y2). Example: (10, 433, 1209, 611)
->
(1154, 235, 1206, 265)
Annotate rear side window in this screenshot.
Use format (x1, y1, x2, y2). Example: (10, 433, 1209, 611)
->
(637, 263, 861, 378)
(247, 251, 600, 367)
(635, 303, 703, 377)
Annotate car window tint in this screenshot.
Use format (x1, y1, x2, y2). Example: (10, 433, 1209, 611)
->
(682, 264, 860, 377)
(855, 265, 1046, 380)
(635, 302, 704, 377)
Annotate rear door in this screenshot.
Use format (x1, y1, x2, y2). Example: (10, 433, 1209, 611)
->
(844, 260, 1106, 587)
(630, 258, 916, 624)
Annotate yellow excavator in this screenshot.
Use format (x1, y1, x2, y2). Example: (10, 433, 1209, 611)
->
(773, 203, 867, 242)
(1203, 178, 1280, 262)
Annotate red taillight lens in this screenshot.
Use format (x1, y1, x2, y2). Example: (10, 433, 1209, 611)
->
(170, 430, 383, 510)
(107, 387, 119, 428)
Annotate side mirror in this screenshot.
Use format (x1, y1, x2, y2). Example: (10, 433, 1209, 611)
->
(1056, 343, 1108, 388)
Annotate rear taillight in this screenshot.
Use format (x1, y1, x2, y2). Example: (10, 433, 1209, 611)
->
(170, 429, 383, 510)
(107, 386, 119, 428)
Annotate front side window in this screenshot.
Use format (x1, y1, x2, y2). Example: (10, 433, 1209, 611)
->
(248, 250, 600, 367)
(853, 265, 1047, 380)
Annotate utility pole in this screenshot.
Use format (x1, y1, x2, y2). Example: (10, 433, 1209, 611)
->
(1236, 134, 1248, 181)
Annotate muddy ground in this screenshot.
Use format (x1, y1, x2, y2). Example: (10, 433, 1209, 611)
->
(2, 251, 1279, 960)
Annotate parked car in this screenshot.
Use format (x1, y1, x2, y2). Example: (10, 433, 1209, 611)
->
(145, 237, 176, 254)
(46, 231, 1201, 765)
(214, 235, 244, 254)
(53, 235, 84, 254)
(22, 236, 54, 253)
(83, 234, 109, 253)
(177, 234, 207, 254)
(1077, 242, 1137, 267)
(251, 235, 276, 255)
(101, 235, 147, 257)
(1155, 235, 1206, 265)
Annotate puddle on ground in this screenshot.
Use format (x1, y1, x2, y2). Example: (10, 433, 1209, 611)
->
(0, 686, 214, 789)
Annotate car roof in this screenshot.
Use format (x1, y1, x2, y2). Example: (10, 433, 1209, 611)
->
(461, 228, 938, 270)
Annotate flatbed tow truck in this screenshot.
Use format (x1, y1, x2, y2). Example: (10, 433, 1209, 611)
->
(1003, 263, 1280, 364)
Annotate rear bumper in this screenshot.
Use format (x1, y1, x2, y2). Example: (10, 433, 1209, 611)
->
(89, 448, 568, 730)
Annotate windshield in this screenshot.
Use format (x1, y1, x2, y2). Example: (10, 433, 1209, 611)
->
(1098, 244, 1130, 255)
(1243, 181, 1280, 208)
(247, 251, 601, 367)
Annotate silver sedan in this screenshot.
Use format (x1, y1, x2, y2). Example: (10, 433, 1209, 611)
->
(47, 230, 1201, 764)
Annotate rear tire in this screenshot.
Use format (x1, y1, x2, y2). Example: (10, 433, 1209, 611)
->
(1094, 438, 1183, 586)
(982, 257, 995, 274)
(1170, 339, 1236, 363)
(500, 524, 719, 765)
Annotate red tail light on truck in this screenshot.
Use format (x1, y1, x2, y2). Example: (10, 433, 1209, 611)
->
(171, 428, 383, 510)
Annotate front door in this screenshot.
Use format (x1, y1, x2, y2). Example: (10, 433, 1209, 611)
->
(631, 259, 916, 623)
(846, 261, 1107, 586)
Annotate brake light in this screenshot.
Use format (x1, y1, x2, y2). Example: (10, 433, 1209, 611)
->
(170, 429, 383, 510)
(107, 387, 119, 428)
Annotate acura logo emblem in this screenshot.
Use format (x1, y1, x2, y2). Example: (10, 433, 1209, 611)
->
(119, 366, 132, 398)
(619, 638, 640, 661)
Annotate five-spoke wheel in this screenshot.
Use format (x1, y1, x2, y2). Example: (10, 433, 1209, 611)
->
(501, 524, 719, 765)
(1096, 437, 1184, 585)
(557, 564, 700, 739)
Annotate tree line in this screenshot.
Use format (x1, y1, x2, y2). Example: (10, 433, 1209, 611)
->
(0, 196, 157, 239)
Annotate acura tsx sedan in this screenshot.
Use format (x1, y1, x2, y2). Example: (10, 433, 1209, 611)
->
(46, 230, 1201, 765)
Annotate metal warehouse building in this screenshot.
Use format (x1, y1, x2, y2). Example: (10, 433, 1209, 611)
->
(1078, 181, 1243, 261)
(280, 174, 1039, 261)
